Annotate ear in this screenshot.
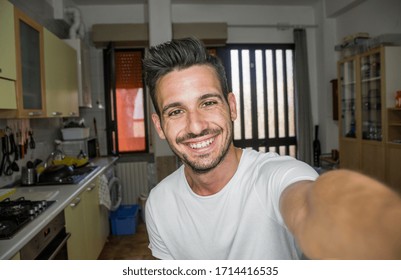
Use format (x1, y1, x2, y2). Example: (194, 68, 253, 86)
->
(151, 113, 166, 139)
(227, 92, 237, 121)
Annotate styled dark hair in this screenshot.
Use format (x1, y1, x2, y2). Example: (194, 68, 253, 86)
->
(143, 37, 229, 116)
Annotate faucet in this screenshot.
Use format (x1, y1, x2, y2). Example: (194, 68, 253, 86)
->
(44, 140, 65, 169)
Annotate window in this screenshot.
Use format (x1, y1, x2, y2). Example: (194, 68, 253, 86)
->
(104, 46, 149, 155)
(217, 44, 297, 157)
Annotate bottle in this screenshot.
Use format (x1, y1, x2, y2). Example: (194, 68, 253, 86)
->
(313, 125, 321, 167)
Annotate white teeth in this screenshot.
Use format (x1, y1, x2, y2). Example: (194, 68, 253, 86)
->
(189, 138, 214, 149)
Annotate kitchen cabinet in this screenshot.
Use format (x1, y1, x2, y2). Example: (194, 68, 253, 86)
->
(14, 7, 46, 118)
(64, 192, 87, 260)
(83, 179, 103, 259)
(0, 79, 17, 109)
(0, 0, 17, 110)
(44, 29, 79, 117)
(64, 176, 107, 260)
(338, 46, 401, 187)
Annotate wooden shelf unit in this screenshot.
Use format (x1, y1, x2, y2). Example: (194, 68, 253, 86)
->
(338, 45, 401, 191)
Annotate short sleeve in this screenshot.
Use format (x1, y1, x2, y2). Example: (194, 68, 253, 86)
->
(255, 156, 318, 227)
(145, 196, 174, 260)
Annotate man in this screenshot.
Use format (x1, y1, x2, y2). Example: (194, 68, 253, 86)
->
(143, 37, 401, 260)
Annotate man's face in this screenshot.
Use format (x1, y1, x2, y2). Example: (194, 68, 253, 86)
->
(152, 65, 237, 173)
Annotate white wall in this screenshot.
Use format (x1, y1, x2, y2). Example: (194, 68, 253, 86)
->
(315, 1, 339, 153)
(335, 0, 401, 39)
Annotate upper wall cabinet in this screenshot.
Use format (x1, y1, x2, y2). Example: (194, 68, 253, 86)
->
(0, 0, 17, 109)
(14, 7, 46, 118)
(44, 29, 79, 117)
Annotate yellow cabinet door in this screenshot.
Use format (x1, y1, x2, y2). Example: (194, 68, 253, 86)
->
(0, 0, 17, 81)
(44, 29, 79, 117)
(0, 79, 17, 109)
(83, 180, 103, 260)
(14, 7, 46, 118)
(65, 194, 88, 260)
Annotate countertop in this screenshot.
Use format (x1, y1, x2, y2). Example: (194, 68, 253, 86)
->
(0, 156, 118, 260)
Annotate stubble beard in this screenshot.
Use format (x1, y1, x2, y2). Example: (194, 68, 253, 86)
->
(169, 124, 234, 174)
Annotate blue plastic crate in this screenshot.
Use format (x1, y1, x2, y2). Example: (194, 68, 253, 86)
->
(110, 204, 139, 235)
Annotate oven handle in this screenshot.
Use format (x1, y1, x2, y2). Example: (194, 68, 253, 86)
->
(48, 232, 71, 260)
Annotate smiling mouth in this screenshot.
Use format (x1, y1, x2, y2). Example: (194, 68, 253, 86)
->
(188, 138, 215, 149)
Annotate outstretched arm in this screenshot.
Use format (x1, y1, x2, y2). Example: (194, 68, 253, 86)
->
(280, 169, 401, 259)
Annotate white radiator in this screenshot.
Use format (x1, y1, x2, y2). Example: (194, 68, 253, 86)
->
(116, 162, 149, 205)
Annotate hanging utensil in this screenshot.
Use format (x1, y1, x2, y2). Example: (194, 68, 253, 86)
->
(3, 132, 13, 176)
(24, 128, 28, 154)
(9, 130, 19, 172)
(0, 135, 6, 176)
(29, 129, 35, 149)
(17, 129, 23, 159)
(93, 118, 100, 157)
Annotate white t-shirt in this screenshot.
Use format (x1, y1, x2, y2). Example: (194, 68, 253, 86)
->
(145, 149, 318, 259)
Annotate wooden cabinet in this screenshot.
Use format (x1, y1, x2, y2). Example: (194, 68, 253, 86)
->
(44, 29, 79, 118)
(14, 7, 46, 118)
(338, 46, 401, 187)
(338, 56, 360, 171)
(65, 176, 107, 260)
(386, 108, 401, 192)
(0, 0, 17, 109)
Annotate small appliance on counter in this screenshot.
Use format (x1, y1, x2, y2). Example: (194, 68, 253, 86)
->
(61, 127, 90, 141)
(58, 138, 97, 159)
(58, 119, 97, 159)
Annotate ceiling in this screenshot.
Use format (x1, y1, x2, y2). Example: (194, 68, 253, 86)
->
(72, 0, 320, 6)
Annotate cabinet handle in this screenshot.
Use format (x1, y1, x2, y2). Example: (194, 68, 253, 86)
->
(52, 112, 63, 116)
(69, 197, 81, 208)
(69, 112, 77, 116)
(87, 183, 96, 192)
(28, 111, 42, 116)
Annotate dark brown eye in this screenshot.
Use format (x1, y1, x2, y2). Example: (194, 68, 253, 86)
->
(168, 109, 184, 117)
(202, 100, 218, 107)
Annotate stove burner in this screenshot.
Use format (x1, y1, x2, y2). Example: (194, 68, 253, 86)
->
(0, 197, 55, 239)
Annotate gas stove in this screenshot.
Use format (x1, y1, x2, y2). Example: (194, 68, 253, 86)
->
(0, 197, 55, 239)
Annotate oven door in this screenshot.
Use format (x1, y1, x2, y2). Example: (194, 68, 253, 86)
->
(36, 228, 71, 260)
(20, 212, 70, 260)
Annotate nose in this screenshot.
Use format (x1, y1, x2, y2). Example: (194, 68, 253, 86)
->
(186, 110, 208, 136)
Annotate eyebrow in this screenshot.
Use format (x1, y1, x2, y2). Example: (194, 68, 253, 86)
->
(161, 93, 224, 115)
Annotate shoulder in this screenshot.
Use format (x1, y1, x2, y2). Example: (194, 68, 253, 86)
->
(147, 165, 185, 203)
(243, 149, 318, 205)
(241, 149, 316, 178)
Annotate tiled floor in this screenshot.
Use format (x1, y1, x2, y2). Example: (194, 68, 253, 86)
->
(98, 219, 155, 260)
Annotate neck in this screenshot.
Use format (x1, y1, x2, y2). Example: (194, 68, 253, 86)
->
(184, 146, 243, 196)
